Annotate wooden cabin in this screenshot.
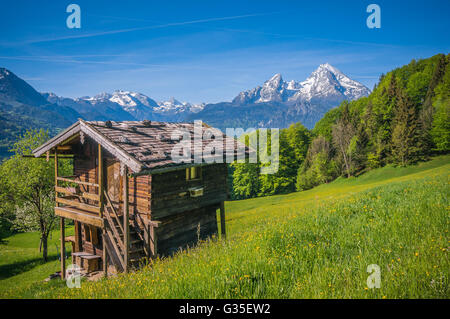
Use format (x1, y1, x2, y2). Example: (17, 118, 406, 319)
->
(32, 119, 246, 278)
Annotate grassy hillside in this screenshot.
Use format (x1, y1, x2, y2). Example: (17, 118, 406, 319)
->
(0, 227, 74, 298)
(1, 156, 448, 298)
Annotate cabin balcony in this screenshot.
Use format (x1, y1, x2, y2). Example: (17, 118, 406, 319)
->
(54, 176, 104, 227)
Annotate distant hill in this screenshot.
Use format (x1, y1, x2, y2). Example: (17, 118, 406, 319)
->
(0, 68, 81, 159)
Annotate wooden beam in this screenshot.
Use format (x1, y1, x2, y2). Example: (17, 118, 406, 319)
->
(23, 154, 74, 158)
(60, 217, 66, 280)
(103, 228, 107, 277)
(123, 167, 129, 273)
(98, 144, 104, 218)
(55, 197, 100, 214)
(56, 176, 99, 188)
(55, 150, 66, 280)
(55, 207, 104, 227)
(74, 222, 81, 252)
(57, 145, 72, 151)
(220, 201, 226, 240)
(150, 224, 158, 258)
(55, 186, 100, 201)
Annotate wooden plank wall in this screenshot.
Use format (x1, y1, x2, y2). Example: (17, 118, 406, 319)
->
(150, 163, 228, 219)
(73, 138, 98, 193)
(106, 160, 151, 225)
(155, 203, 219, 256)
(150, 163, 227, 256)
(80, 224, 103, 256)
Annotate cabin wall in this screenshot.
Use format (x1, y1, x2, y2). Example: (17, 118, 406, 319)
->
(80, 224, 103, 256)
(105, 159, 151, 227)
(150, 163, 227, 257)
(73, 137, 98, 194)
(73, 137, 151, 220)
(150, 163, 228, 220)
(155, 203, 219, 256)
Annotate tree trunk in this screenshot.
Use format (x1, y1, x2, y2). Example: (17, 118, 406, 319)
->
(42, 235, 48, 262)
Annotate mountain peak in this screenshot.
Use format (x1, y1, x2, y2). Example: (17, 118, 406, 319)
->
(0, 67, 11, 78)
(233, 63, 370, 105)
(315, 63, 342, 75)
(168, 96, 182, 105)
(269, 73, 282, 81)
(0, 67, 49, 106)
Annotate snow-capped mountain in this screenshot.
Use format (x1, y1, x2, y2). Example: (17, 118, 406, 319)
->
(192, 64, 370, 130)
(42, 91, 204, 122)
(156, 97, 205, 114)
(42, 63, 368, 130)
(233, 63, 370, 105)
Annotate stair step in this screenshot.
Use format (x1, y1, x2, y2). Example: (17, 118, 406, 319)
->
(130, 247, 144, 254)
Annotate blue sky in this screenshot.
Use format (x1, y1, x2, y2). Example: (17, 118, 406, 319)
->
(0, 0, 448, 104)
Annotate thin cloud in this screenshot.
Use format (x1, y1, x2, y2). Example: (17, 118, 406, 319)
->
(11, 12, 278, 45)
(0, 55, 168, 68)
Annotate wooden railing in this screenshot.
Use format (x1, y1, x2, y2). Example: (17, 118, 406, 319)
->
(55, 176, 101, 216)
(103, 191, 126, 270)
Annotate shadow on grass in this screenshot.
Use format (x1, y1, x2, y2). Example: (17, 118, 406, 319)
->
(0, 254, 59, 280)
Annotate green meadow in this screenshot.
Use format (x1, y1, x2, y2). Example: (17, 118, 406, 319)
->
(1, 155, 449, 298)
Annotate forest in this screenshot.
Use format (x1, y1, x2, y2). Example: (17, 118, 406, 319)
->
(231, 53, 450, 199)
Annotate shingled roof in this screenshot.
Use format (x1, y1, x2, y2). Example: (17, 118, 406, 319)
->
(33, 119, 250, 174)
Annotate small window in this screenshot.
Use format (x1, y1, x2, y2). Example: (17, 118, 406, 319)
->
(186, 166, 202, 181)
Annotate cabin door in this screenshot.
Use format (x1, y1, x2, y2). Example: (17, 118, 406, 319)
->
(106, 160, 123, 214)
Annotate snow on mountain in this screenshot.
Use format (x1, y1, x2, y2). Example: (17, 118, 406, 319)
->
(193, 63, 371, 131)
(155, 97, 205, 114)
(232, 63, 370, 105)
(296, 63, 370, 102)
(42, 90, 205, 122)
(40, 63, 368, 130)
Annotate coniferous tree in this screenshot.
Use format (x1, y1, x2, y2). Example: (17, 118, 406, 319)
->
(419, 54, 447, 155)
(391, 88, 420, 166)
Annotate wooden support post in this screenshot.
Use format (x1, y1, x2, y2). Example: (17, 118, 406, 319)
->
(144, 222, 150, 258)
(98, 144, 107, 276)
(98, 144, 104, 218)
(55, 150, 66, 279)
(150, 224, 158, 258)
(123, 166, 129, 273)
(220, 201, 226, 240)
(54, 150, 58, 202)
(60, 217, 65, 279)
(102, 228, 108, 277)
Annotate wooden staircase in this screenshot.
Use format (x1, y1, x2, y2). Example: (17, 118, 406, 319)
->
(103, 191, 146, 272)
